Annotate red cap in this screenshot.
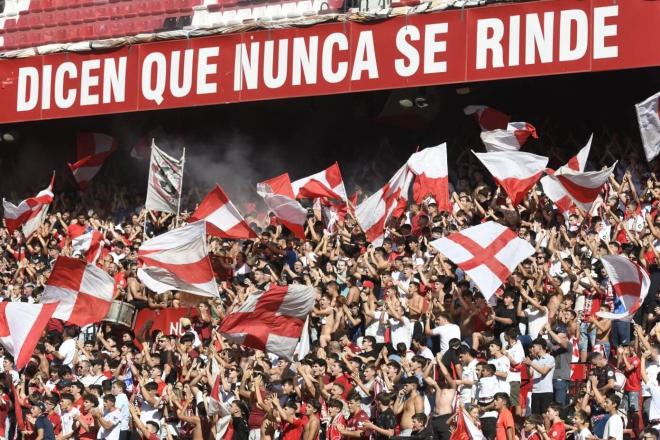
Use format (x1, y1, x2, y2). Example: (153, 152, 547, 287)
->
(362, 280, 375, 289)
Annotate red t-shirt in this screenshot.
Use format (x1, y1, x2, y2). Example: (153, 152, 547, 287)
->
(624, 356, 642, 391)
(333, 374, 354, 400)
(78, 410, 98, 440)
(496, 409, 514, 440)
(0, 393, 9, 437)
(281, 415, 307, 440)
(548, 422, 566, 440)
(344, 410, 369, 439)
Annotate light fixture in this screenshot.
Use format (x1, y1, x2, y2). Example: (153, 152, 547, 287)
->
(398, 98, 413, 108)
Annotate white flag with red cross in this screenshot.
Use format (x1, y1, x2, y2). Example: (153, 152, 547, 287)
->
(218, 284, 316, 359)
(190, 185, 257, 240)
(40, 256, 115, 327)
(635, 91, 660, 163)
(596, 255, 650, 321)
(430, 221, 535, 301)
(292, 162, 348, 202)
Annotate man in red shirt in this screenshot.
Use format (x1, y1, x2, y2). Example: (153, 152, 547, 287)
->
(76, 394, 99, 440)
(67, 214, 89, 242)
(337, 394, 369, 440)
(272, 400, 307, 440)
(494, 393, 514, 440)
(617, 344, 642, 415)
(538, 404, 566, 440)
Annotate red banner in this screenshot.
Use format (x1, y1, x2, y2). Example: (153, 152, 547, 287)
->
(134, 307, 198, 336)
(0, 0, 658, 124)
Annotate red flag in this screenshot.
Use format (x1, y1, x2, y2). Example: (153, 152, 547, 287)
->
(291, 162, 348, 201)
(464, 105, 511, 131)
(0, 302, 58, 369)
(450, 410, 484, 440)
(408, 143, 450, 211)
(2, 172, 55, 237)
(11, 382, 25, 431)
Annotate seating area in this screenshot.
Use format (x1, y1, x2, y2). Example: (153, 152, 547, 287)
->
(0, 0, 345, 51)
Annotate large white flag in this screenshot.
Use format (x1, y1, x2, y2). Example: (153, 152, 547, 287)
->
(145, 141, 185, 214)
(635, 91, 660, 162)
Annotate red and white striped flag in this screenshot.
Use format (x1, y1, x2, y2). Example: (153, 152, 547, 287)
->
(473, 151, 548, 206)
(407, 143, 450, 211)
(0, 302, 58, 369)
(40, 256, 115, 326)
(450, 409, 484, 440)
(68, 133, 118, 190)
(430, 221, 534, 301)
(464, 105, 510, 131)
(219, 284, 316, 359)
(635, 91, 660, 162)
(138, 221, 219, 298)
(551, 162, 617, 211)
(72, 229, 105, 264)
(480, 122, 538, 152)
(292, 162, 348, 201)
(2, 172, 55, 238)
(596, 255, 650, 321)
(257, 174, 307, 239)
(145, 142, 185, 214)
(355, 163, 414, 245)
(190, 185, 257, 239)
(541, 135, 593, 214)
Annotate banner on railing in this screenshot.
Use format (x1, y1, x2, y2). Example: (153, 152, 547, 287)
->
(0, 0, 658, 123)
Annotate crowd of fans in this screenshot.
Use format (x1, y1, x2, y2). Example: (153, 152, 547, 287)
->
(0, 144, 659, 440)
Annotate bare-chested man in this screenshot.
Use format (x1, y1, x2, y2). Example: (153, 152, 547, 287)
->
(303, 399, 321, 440)
(393, 377, 424, 435)
(424, 354, 457, 440)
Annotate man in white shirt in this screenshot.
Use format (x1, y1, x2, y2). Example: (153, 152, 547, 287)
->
(93, 394, 122, 440)
(475, 363, 498, 440)
(487, 340, 511, 396)
(111, 381, 131, 440)
(456, 346, 478, 405)
(80, 360, 106, 388)
(503, 328, 525, 416)
(424, 312, 461, 355)
(591, 379, 625, 440)
(45, 327, 78, 369)
(59, 393, 81, 439)
(641, 352, 660, 431)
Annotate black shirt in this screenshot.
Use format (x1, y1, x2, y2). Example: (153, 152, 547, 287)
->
(232, 416, 250, 440)
(373, 408, 397, 440)
(494, 304, 517, 337)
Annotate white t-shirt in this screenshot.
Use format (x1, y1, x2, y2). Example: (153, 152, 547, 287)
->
(476, 375, 498, 419)
(603, 414, 624, 440)
(488, 356, 511, 395)
(576, 427, 593, 440)
(460, 359, 478, 405)
(642, 362, 660, 397)
(81, 374, 106, 388)
(531, 354, 555, 393)
(58, 338, 77, 368)
(98, 408, 122, 440)
(389, 316, 412, 349)
(114, 392, 131, 431)
(365, 311, 387, 343)
(61, 407, 80, 435)
(506, 341, 525, 383)
(430, 324, 461, 354)
(648, 383, 660, 425)
(524, 307, 548, 340)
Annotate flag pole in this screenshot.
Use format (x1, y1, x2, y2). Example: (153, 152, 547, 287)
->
(175, 147, 186, 228)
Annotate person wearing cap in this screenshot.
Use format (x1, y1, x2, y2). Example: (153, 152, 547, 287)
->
(31, 401, 56, 440)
